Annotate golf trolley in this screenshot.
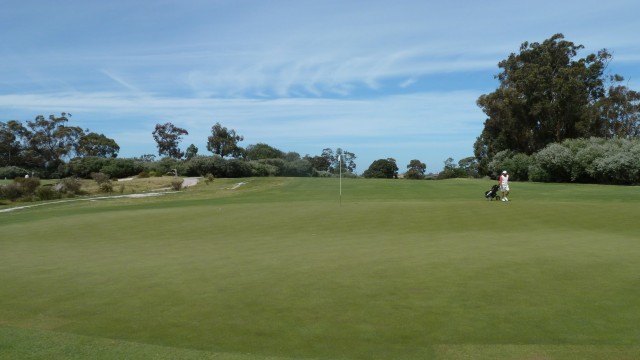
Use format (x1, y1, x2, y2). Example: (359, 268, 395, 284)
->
(484, 184, 501, 201)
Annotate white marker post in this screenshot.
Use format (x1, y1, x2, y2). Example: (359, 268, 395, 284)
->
(338, 154, 342, 207)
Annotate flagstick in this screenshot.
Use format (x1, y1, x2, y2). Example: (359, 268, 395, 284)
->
(339, 155, 342, 207)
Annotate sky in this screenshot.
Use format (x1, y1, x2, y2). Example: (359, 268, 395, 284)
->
(2, 0, 639, 173)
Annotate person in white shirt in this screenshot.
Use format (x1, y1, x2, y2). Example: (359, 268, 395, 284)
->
(499, 170, 510, 201)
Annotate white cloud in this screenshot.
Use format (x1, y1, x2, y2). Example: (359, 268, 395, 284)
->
(0, 89, 485, 170)
(2, 0, 640, 170)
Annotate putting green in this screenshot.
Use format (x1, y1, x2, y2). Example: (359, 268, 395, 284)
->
(1, 178, 639, 359)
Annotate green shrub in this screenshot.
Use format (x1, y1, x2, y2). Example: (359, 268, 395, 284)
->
(100, 158, 144, 179)
(593, 150, 640, 185)
(91, 172, 113, 193)
(170, 179, 183, 191)
(532, 143, 573, 182)
(0, 183, 21, 201)
(283, 159, 314, 177)
(257, 158, 286, 175)
(59, 177, 82, 195)
(14, 177, 41, 196)
(226, 159, 252, 178)
(487, 150, 515, 179)
(99, 182, 114, 193)
(506, 153, 531, 181)
(0, 166, 30, 179)
(248, 161, 279, 177)
(35, 186, 59, 201)
(65, 157, 109, 178)
(91, 172, 110, 184)
(184, 156, 227, 177)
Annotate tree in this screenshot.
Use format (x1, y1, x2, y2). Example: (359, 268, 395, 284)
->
(332, 148, 357, 174)
(304, 154, 331, 172)
(245, 143, 284, 160)
(321, 148, 335, 171)
(475, 34, 612, 166)
(25, 113, 84, 170)
(457, 157, 479, 178)
(76, 132, 120, 158)
(599, 82, 640, 139)
(405, 159, 426, 179)
(0, 121, 25, 167)
(363, 158, 398, 179)
(185, 144, 198, 161)
(438, 157, 469, 179)
(206, 122, 244, 158)
(152, 122, 189, 159)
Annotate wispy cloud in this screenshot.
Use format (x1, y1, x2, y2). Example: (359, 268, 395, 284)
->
(99, 69, 145, 94)
(2, 0, 640, 170)
(0, 89, 485, 169)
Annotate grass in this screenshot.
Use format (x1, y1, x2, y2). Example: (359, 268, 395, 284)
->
(1, 177, 639, 359)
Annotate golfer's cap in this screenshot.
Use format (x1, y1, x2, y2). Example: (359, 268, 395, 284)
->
(502, 170, 507, 174)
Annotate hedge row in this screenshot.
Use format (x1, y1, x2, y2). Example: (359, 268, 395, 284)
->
(489, 138, 640, 185)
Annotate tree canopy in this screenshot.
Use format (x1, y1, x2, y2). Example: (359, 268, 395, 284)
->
(76, 132, 120, 158)
(1, 113, 120, 177)
(474, 34, 640, 176)
(245, 143, 284, 160)
(152, 122, 189, 159)
(475, 34, 610, 168)
(206, 122, 244, 158)
(363, 158, 398, 179)
(404, 159, 426, 179)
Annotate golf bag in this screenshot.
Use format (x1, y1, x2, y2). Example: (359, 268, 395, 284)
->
(484, 184, 501, 201)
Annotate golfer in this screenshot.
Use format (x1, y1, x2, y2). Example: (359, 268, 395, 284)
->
(499, 170, 510, 201)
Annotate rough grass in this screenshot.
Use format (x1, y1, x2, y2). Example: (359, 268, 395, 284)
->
(1, 178, 639, 359)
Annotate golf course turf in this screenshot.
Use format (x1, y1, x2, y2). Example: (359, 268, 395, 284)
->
(1, 177, 639, 359)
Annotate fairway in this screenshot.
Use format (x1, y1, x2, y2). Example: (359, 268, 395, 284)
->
(1, 178, 639, 359)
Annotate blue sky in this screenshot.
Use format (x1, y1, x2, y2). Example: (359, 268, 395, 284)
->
(2, 0, 639, 172)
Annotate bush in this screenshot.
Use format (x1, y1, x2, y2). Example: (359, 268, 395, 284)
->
(249, 161, 279, 177)
(204, 173, 215, 185)
(171, 178, 183, 191)
(487, 150, 515, 179)
(283, 159, 313, 177)
(91, 158, 145, 179)
(14, 176, 41, 196)
(65, 157, 109, 178)
(99, 182, 114, 193)
(0, 183, 21, 201)
(571, 139, 607, 182)
(184, 156, 226, 177)
(226, 159, 252, 178)
(531, 143, 573, 182)
(593, 150, 640, 185)
(313, 170, 333, 177)
(504, 153, 531, 181)
(91, 172, 111, 184)
(58, 177, 83, 195)
(90, 172, 113, 193)
(35, 186, 59, 201)
(257, 159, 286, 176)
(0, 166, 30, 179)
(527, 163, 550, 182)
(484, 137, 640, 184)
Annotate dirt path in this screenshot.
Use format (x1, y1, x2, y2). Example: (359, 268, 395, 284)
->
(182, 177, 199, 188)
(1, 177, 201, 213)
